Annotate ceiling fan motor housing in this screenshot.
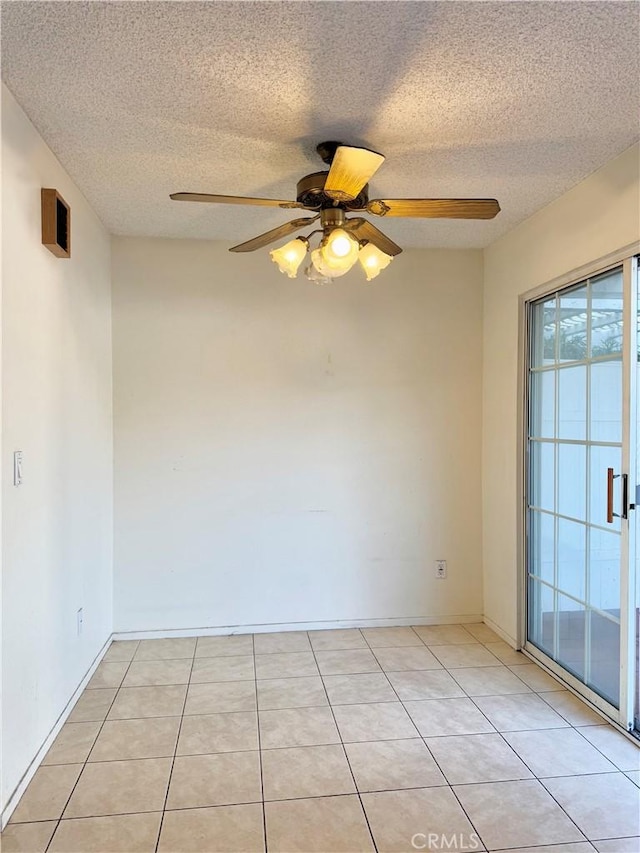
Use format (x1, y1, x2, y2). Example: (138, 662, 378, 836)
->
(296, 171, 369, 211)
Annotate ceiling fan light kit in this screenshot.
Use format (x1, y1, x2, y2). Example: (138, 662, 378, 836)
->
(358, 242, 394, 281)
(269, 236, 309, 279)
(319, 227, 360, 269)
(171, 141, 500, 284)
(269, 213, 389, 284)
(310, 247, 346, 280)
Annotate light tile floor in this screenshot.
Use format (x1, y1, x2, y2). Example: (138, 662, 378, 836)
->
(2, 624, 639, 852)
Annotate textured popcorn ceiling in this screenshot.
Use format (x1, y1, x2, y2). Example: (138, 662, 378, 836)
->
(2, 1, 639, 249)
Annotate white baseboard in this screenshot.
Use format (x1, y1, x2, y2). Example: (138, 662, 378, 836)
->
(1, 634, 113, 830)
(483, 615, 518, 648)
(112, 613, 485, 641)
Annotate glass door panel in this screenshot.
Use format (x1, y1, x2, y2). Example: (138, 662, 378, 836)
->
(590, 269, 624, 357)
(530, 297, 557, 367)
(591, 359, 623, 443)
(527, 267, 626, 712)
(530, 441, 554, 512)
(559, 285, 588, 360)
(588, 610, 619, 707)
(529, 511, 554, 584)
(557, 593, 586, 681)
(558, 366, 587, 440)
(530, 371, 555, 438)
(557, 518, 586, 601)
(528, 578, 554, 658)
(557, 443, 586, 520)
(635, 262, 640, 731)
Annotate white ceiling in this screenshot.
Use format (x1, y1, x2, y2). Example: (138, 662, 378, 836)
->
(2, 1, 639, 249)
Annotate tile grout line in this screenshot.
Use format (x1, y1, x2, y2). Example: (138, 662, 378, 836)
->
(570, 722, 637, 774)
(10, 631, 635, 848)
(153, 641, 197, 853)
(35, 742, 628, 766)
(367, 630, 614, 849)
(451, 639, 607, 845)
(252, 633, 269, 853)
(306, 628, 380, 853)
(446, 656, 593, 847)
(33, 733, 633, 762)
(535, 688, 605, 727)
(471, 641, 636, 773)
(43, 640, 142, 853)
(364, 638, 491, 852)
(11, 792, 640, 826)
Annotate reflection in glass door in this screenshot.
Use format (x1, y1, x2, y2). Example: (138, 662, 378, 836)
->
(527, 265, 628, 713)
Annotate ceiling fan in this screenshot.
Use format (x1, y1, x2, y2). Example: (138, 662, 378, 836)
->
(170, 141, 500, 283)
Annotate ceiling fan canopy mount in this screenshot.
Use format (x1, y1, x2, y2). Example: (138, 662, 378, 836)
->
(315, 140, 345, 165)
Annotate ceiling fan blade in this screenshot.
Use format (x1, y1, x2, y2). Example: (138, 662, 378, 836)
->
(170, 192, 303, 209)
(229, 216, 319, 253)
(324, 146, 385, 202)
(367, 198, 500, 219)
(345, 218, 402, 256)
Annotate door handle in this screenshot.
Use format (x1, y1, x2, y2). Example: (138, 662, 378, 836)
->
(607, 467, 616, 523)
(607, 468, 630, 522)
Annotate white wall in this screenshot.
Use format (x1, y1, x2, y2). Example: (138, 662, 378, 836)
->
(483, 143, 640, 643)
(1, 86, 113, 812)
(112, 238, 484, 633)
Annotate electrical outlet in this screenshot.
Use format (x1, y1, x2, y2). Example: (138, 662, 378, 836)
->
(77, 607, 83, 636)
(435, 560, 447, 579)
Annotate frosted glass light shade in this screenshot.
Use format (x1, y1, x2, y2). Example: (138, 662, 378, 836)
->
(311, 247, 350, 278)
(320, 228, 359, 273)
(270, 237, 308, 278)
(305, 260, 331, 285)
(358, 242, 394, 281)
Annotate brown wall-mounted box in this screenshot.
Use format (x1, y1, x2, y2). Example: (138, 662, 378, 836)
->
(41, 188, 70, 258)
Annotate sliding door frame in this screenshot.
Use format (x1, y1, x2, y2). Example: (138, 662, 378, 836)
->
(517, 241, 640, 730)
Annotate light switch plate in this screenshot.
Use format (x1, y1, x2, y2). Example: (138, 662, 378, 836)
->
(13, 451, 23, 486)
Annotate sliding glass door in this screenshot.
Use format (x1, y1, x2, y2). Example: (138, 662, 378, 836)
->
(635, 267, 640, 731)
(525, 255, 638, 728)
